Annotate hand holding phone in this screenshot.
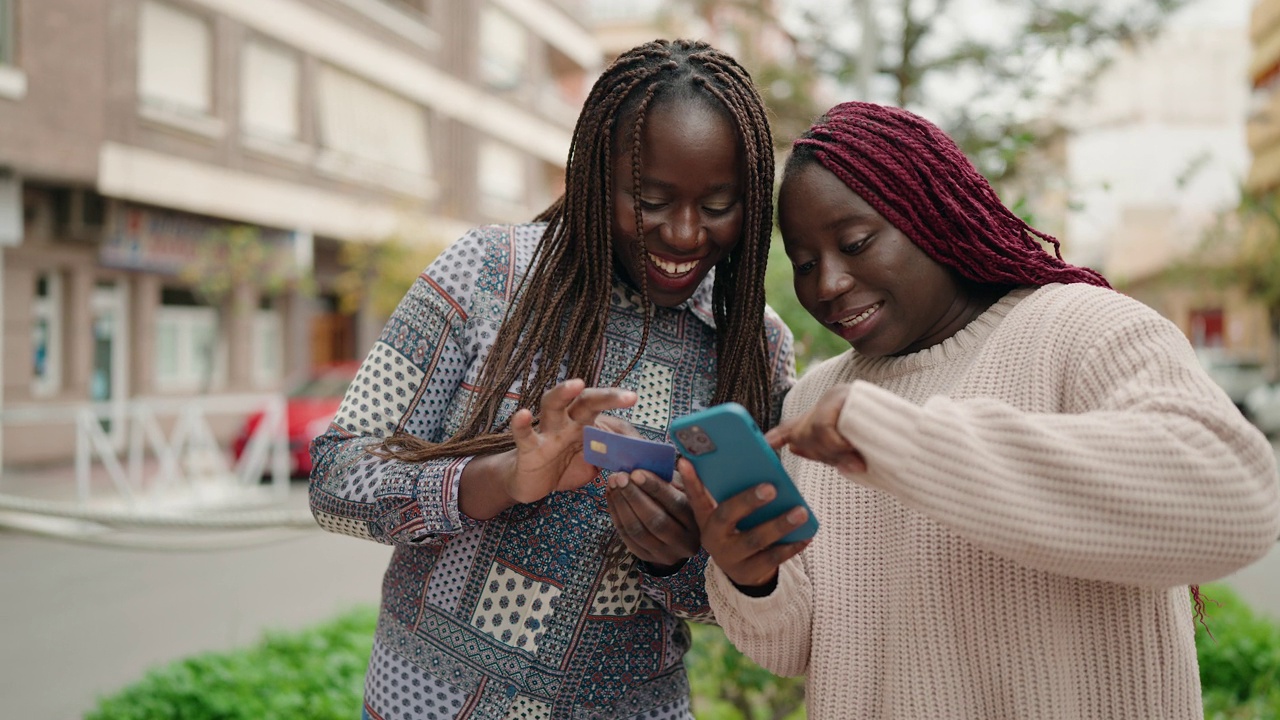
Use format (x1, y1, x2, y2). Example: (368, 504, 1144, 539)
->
(671, 403, 818, 544)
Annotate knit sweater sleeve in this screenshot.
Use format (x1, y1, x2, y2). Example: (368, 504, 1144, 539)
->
(837, 289, 1280, 588)
(704, 549, 815, 677)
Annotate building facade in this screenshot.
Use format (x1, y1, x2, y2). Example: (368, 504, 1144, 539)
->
(1055, 0, 1271, 362)
(0, 0, 600, 463)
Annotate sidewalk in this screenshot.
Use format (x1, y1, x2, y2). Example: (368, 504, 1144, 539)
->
(0, 460, 392, 720)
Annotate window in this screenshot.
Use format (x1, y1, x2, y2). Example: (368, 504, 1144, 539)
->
(479, 8, 526, 91)
(240, 38, 300, 143)
(31, 272, 62, 397)
(137, 0, 212, 117)
(477, 140, 527, 216)
(1190, 308, 1225, 348)
(0, 0, 14, 65)
(252, 309, 283, 388)
(0, 0, 25, 100)
(316, 66, 431, 192)
(155, 290, 224, 392)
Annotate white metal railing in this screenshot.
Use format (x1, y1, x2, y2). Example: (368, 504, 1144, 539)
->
(1, 393, 290, 506)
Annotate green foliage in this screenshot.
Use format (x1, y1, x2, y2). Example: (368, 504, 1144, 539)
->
(764, 234, 848, 373)
(87, 583, 1280, 720)
(335, 235, 446, 319)
(85, 606, 377, 720)
(686, 623, 806, 720)
(1196, 583, 1280, 719)
(181, 225, 313, 308)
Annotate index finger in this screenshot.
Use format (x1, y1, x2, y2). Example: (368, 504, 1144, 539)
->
(566, 387, 638, 424)
(676, 457, 717, 525)
(764, 420, 794, 451)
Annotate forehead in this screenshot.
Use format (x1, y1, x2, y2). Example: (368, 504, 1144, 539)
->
(613, 93, 739, 155)
(779, 162, 881, 240)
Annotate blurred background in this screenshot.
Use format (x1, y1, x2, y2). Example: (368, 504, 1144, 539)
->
(1, 0, 1280, 718)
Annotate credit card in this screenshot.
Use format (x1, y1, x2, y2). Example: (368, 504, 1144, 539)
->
(582, 426, 676, 482)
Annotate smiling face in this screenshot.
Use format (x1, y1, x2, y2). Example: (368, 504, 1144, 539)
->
(610, 96, 745, 308)
(779, 161, 995, 358)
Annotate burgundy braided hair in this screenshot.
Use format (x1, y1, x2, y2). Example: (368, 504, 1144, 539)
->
(784, 101, 1111, 289)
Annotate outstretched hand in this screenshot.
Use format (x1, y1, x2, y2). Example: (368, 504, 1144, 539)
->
(505, 379, 638, 504)
(765, 384, 867, 475)
(681, 457, 811, 591)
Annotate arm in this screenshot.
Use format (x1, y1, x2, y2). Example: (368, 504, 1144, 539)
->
(683, 450, 814, 675)
(311, 228, 643, 546)
(308, 232, 487, 546)
(835, 307, 1280, 587)
(705, 553, 814, 677)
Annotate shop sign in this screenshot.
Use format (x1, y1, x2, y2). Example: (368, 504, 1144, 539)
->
(101, 204, 295, 275)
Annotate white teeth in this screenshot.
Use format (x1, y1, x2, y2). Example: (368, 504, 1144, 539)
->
(835, 302, 882, 328)
(648, 253, 699, 276)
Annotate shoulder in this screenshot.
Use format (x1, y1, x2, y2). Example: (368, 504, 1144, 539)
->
(1013, 283, 1158, 325)
(998, 283, 1176, 347)
(427, 223, 547, 295)
(762, 304, 795, 353)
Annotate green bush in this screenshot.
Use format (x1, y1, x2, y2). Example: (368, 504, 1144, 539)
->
(86, 606, 376, 720)
(685, 623, 806, 720)
(1196, 583, 1280, 720)
(88, 583, 1280, 720)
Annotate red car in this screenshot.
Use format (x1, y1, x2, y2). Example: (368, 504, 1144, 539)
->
(232, 361, 361, 477)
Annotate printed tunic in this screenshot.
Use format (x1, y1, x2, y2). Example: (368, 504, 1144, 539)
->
(310, 223, 795, 720)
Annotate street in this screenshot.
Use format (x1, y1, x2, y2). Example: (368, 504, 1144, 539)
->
(0, 483, 1277, 720)
(0, 488, 391, 720)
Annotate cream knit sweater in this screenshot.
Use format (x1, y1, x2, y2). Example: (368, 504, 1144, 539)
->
(706, 283, 1280, 720)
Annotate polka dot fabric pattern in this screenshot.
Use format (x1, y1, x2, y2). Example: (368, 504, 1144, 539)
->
(308, 223, 798, 719)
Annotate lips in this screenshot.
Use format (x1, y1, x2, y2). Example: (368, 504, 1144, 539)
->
(829, 301, 882, 329)
(647, 252, 702, 279)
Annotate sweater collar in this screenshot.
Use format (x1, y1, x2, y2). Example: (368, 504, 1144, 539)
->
(843, 286, 1037, 379)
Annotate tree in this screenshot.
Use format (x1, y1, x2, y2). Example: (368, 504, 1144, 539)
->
(691, 0, 1192, 183)
(181, 225, 312, 392)
(679, 0, 1191, 367)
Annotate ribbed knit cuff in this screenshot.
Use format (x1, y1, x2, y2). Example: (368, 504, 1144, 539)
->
(837, 380, 922, 480)
(706, 557, 810, 632)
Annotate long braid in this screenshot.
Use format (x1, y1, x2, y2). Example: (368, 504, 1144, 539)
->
(785, 101, 1110, 289)
(381, 39, 777, 465)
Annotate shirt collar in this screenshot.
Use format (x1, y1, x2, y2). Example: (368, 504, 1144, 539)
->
(612, 267, 718, 330)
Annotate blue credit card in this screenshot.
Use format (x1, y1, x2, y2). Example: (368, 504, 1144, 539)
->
(582, 426, 676, 482)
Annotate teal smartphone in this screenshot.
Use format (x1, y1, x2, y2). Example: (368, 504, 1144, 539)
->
(670, 403, 818, 544)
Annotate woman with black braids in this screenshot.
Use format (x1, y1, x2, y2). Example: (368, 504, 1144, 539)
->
(682, 101, 1280, 719)
(308, 39, 794, 719)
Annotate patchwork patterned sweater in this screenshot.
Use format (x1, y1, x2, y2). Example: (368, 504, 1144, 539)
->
(707, 283, 1280, 720)
(310, 223, 795, 720)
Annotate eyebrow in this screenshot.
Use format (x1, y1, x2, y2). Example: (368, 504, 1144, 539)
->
(638, 178, 739, 193)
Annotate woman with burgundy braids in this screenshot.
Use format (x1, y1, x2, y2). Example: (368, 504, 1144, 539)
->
(682, 101, 1280, 720)
(309, 40, 794, 719)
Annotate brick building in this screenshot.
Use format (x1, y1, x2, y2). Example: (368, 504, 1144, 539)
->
(0, 0, 600, 463)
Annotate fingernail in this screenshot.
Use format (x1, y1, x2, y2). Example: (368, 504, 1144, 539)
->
(614, 475, 628, 489)
(787, 507, 807, 524)
(755, 484, 775, 500)
(631, 473, 645, 487)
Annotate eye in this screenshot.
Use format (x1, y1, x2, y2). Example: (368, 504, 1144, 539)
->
(841, 235, 873, 255)
(703, 199, 739, 216)
(791, 259, 817, 276)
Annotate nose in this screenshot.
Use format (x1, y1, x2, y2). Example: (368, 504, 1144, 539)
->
(658, 205, 704, 252)
(815, 261, 855, 302)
